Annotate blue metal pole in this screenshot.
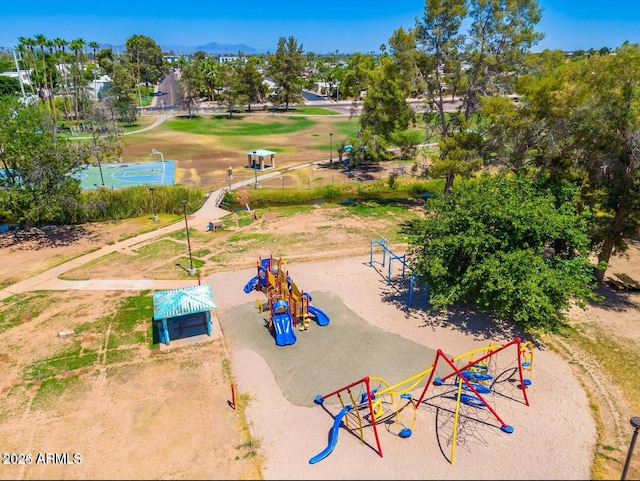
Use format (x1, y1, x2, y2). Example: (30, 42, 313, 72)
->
(409, 275, 415, 305)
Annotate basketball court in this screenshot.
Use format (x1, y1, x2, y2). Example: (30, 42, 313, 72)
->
(71, 161, 176, 190)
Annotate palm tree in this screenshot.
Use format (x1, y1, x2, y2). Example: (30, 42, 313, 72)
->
(34, 34, 47, 75)
(201, 56, 221, 100)
(88, 41, 100, 100)
(88, 41, 100, 60)
(54, 38, 72, 122)
(44, 38, 59, 122)
(34, 34, 51, 107)
(69, 38, 86, 124)
(17, 36, 37, 95)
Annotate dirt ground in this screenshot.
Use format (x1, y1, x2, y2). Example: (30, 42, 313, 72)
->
(1, 208, 639, 479)
(1, 112, 639, 479)
(121, 112, 365, 191)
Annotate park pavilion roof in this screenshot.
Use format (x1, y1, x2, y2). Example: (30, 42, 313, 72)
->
(246, 149, 276, 157)
(152, 283, 216, 320)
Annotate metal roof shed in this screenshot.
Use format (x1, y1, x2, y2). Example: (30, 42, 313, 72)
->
(152, 283, 217, 346)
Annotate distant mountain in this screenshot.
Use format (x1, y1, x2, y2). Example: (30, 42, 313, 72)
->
(99, 42, 268, 56)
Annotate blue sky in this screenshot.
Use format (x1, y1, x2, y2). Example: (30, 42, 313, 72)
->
(2, 0, 640, 54)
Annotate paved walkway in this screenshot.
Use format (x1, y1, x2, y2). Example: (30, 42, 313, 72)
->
(0, 103, 337, 301)
(0, 156, 330, 301)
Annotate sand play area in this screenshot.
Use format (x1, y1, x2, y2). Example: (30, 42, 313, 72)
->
(211, 256, 595, 479)
(1, 117, 638, 478)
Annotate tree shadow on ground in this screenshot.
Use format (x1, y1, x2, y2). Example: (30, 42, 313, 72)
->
(368, 262, 540, 349)
(587, 283, 640, 313)
(0, 224, 95, 250)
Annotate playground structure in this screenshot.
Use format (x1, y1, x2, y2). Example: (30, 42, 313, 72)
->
(369, 239, 429, 306)
(310, 337, 534, 465)
(243, 255, 330, 346)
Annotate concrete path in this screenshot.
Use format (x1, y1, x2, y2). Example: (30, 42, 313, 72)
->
(0, 156, 331, 301)
(1, 103, 337, 300)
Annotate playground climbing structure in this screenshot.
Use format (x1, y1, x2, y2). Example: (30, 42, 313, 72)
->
(369, 239, 429, 306)
(310, 337, 534, 465)
(243, 255, 330, 346)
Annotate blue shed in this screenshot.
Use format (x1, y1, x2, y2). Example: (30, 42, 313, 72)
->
(152, 283, 217, 346)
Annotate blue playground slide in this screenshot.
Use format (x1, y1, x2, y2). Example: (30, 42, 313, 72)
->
(308, 305, 330, 326)
(273, 311, 297, 346)
(309, 405, 353, 464)
(243, 276, 259, 294)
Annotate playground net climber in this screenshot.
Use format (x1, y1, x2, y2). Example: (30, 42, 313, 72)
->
(309, 337, 534, 465)
(242, 255, 330, 346)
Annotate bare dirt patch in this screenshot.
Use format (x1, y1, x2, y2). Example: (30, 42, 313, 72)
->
(121, 113, 370, 191)
(1, 213, 640, 479)
(2, 115, 640, 478)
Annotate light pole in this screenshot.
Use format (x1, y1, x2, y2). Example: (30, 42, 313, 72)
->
(253, 150, 258, 189)
(622, 417, 640, 480)
(151, 148, 164, 163)
(281, 176, 284, 189)
(330, 132, 333, 165)
(149, 187, 158, 222)
(181, 200, 196, 276)
(97, 159, 105, 187)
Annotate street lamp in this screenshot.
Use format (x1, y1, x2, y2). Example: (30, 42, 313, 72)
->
(253, 150, 258, 189)
(329, 132, 334, 163)
(181, 199, 196, 276)
(622, 417, 640, 480)
(151, 148, 164, 163)
(149, 186, 158, 222)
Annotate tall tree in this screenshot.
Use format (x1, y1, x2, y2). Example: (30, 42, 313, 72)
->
(540, 45, 640, 282)
(106, 59, 139, 123)
(17, 37, 38, 96)
(69, 38, 87, 123)
(388, 27, 422, 98)
(0, 98, 84, 227)
(479, 44, 640, 283)
(340, 52, 375, 100)
(359, 55, 414, 156)
(414, 0, 468, 140)
(218, 60, 245, 117)
(401, 174, 599, 331)
(267, 36, 305, 111)
(236, 57, 267, 111)
(53, 37, 73, 122)
(88, 41, 101, 100)
(34, 33, 49, 104)
(124, 34, 166, 110)
(177, 55, 205, 116)
(96, 47, 114, 76)
(124, 34, 166, 87)
(462, 0, 544, 118)
(414, 0, 544, 193)
(200, 56, 221, 100)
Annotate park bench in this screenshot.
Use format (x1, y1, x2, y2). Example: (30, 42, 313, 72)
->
(613, 272, 640, 291)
